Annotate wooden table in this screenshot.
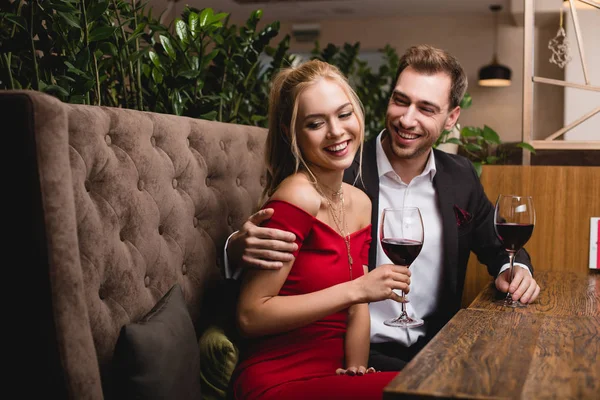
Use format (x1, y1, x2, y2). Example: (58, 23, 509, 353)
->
(469, 271, 600, 317)
(383, 271, 600, 399)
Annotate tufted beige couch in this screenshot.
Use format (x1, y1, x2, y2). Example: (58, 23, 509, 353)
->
(5, 90, 267, 399)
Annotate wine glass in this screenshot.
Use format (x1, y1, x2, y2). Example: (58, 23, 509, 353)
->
(494, 195, 535, 308)
(380, 207, 424, 328)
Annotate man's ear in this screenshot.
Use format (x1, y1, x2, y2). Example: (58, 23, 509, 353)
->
(444, 106, 461, 131)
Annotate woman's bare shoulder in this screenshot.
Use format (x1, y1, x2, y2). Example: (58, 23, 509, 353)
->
(270, 174, 321, 217)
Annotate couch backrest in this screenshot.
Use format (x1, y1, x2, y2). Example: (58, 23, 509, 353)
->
(4, 90, 267, 399)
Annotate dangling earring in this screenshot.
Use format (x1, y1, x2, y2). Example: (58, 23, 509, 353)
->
(548, 3, 571, 69)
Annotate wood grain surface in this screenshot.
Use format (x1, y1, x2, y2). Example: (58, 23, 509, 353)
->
(468, 271, 600, 317)
(461, 165, 600, 308)
(383, 309, 600, 399)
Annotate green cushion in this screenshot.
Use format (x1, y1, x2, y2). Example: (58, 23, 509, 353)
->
(198, 326, 239, 400)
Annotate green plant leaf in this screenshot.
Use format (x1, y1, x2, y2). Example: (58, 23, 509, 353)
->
(87, 1, 109, 22)
(460, 92, 472, 109)
(516, 142, 537, 154)
(472, 161, 483, 177)
(98, 42, 118, 56)
(482, 125, 501, 144)
(149, 51, 161, 68)
(200, 110, 218, 120)
(485, 156, 500, 164)
(159, 34, 176, 60)
(42, 84, 70, 98)
(0, 13, 26, 30)
(89, 27, 116, 42)
(178, 70, 201, 79)
(152, 68, 163, 84)
(199, 8, 213, 28)
(172, 89, 183, 115)
(465, 143, 483, 152)
(48, 2, 77, 13)
(211, 12, 228, 26)
(57, 11, 81, 29)
(461, 126, 483, 137)
(175, 18, 188, 45)
(189, 12, 199, 38)
(445, 138, 462, 145)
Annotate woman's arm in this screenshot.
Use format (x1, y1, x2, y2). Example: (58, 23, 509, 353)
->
(238, 267, 363, 337)
(237, 176, 359, 338)
(344, 300, 370, 369)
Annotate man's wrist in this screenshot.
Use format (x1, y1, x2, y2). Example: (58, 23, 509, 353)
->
(223, 231, 238, 279)
(497, 262, 531, 277)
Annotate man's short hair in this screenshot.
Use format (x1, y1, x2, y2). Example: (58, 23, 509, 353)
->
(395, 45, 468, 109)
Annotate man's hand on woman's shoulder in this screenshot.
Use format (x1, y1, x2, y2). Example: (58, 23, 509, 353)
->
(227, 207, 297, 271)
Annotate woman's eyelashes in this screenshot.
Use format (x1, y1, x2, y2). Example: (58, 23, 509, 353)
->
(305, 110, 353, 130)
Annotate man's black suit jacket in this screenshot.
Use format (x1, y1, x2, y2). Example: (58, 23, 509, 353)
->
(343, 136, 533, 343)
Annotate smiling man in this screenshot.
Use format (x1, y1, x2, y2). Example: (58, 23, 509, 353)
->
(225, 45, 540, 371)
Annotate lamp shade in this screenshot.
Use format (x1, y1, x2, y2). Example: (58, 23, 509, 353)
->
(478, 63, 512, 87)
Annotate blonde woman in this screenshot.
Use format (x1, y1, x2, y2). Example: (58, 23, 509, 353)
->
(230, 60, 408, 400)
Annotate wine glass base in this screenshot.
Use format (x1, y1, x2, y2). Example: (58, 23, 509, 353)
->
(384, 317, 424, 328)
(494, 298, 528, 308)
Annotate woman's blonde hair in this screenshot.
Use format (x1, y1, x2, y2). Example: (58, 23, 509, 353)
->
(262, 59, 365, 203)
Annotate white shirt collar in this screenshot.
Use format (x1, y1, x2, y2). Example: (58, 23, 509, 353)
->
(375, 129, 437, 183)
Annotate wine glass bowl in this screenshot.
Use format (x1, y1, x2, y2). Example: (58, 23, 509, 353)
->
(494, 195, 535, 308)
(380, 207, 424, 328)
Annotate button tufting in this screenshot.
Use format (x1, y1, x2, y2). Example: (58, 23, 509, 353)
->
(260, 175, 266, 187)
(99, 289, 106, 300)
(144, 276, 150, 287)
(193, 217, 199, 228)
(205, 176, 211, 187)
(120, 232, 125, 242)
(150, 136, 156, 147)
(172, 178, 178, 189)
(105, 135, 111, 146)
(227, 215, 233, 225)
(236, 177, 241, 187)
(137, 180, 145, 191)
(186, 137, 190, 147)
(219, 140, 225, 151)
(84, 180, 91, 192)
(158, 225, 164, 235)
(182, 264, 187, 275)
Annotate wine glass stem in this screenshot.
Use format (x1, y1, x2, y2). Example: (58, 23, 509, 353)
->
(506, 251, 516, 301)
(400, 291, 408, 317)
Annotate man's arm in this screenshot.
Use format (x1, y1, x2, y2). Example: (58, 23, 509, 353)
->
(225, 208, 298, 279)
(465, 161, 540, 304)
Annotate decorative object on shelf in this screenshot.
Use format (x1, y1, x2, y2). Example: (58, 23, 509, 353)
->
(548, 3, 571, 69)
(478, 4, 512, 87)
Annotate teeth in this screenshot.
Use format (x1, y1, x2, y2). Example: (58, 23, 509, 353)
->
(397, 130, 419, 140)
(327, 141, 348, 152)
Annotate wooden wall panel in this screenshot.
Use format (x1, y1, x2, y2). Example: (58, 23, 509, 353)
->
(461, 165, 600, 307)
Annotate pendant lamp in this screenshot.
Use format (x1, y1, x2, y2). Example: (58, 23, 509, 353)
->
(478, 4, 512, 87)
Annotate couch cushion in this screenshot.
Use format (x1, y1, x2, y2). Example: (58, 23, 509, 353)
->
(112, 284, 202, 400)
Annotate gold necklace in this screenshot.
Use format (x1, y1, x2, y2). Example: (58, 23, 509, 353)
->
(314, 182, 353, 279)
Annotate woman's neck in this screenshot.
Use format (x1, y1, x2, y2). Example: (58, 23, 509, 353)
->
(303, 166, 344, 199)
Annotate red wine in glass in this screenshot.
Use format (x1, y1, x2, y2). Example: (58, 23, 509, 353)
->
(380, 207, 424, 328)
(495, 223, 534, 252)
(381, 239, 423, 266)
(494, 195, 535, 308)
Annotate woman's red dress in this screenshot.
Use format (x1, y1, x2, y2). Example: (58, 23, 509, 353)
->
(231, 200, 397, 400)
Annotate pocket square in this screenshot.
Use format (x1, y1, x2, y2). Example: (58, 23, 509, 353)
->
(453, 205, 472, 227)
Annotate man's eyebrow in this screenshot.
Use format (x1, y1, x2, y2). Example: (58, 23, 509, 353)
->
(304, 102, 352, 119)
(392, 90, 442, 111)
